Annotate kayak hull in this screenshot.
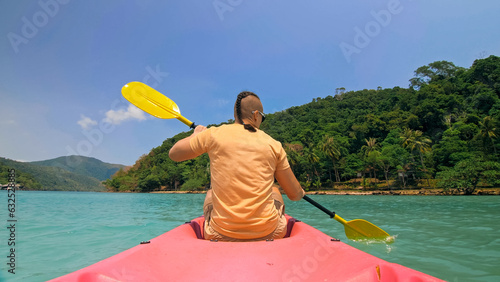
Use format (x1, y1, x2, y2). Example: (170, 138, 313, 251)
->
(50, 216, 443, 281)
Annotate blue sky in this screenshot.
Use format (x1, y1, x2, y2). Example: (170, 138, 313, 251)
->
(1, 0, 499, 166)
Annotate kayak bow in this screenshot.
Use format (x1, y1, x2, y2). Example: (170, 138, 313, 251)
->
(50, 216, 443, 281)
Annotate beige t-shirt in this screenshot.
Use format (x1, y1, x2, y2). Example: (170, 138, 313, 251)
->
(190, 124, 290, 239)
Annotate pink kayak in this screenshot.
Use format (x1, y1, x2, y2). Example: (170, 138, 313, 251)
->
(50, 216, 443, 281)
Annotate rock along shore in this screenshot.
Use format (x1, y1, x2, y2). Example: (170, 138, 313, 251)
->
(150, 188, 500, 196)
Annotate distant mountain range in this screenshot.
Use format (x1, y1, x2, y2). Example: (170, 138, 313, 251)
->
(0, 156, 125, 192)
(30, 156, 124, 181)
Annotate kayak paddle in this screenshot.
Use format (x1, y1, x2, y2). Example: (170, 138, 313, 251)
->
(303, 195, 391, 241)
(121, 81, 196, 129)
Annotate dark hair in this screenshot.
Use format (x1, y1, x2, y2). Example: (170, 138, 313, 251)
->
(235, 91, 260, 132)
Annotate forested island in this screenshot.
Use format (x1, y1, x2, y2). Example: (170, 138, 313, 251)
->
(104, 56, 500, 195)
(0, 156, 123, 192)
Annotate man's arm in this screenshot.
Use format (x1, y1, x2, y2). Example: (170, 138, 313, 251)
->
(275, 167, 305, 201)
(169, 125, 207, 162)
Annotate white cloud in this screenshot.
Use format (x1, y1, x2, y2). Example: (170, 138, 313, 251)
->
(0, 119, 16, 125)
(217, 99, 230, 107)
(77, 115, 98, 130)
(104, 104, 147, 125)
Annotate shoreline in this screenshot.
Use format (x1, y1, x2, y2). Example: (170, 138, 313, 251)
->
(150, 188, 500, 196)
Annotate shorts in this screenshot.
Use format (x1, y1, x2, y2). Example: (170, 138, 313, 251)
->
(203, 189, 287, 242)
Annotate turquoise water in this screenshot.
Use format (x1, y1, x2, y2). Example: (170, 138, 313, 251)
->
(0, 191, 499, 282)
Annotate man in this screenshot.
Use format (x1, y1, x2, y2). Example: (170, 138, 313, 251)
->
(169, 91, 304, 241)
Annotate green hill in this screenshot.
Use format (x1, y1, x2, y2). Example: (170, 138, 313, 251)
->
(30, 156, 124, 181)
(105, 56, 500, 194)
(0, 160, 41, 190)
(0, 156, 124, 191)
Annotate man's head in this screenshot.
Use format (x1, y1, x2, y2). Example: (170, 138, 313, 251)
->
(234, 91, 265, 131)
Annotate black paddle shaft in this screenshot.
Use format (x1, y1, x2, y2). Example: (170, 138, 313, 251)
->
(303, 195, 336, 218)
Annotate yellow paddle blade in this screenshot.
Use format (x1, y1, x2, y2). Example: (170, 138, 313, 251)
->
(122, 81, 181, 119)
(344, 219, 392, 242)
(333, 214, 391, 242)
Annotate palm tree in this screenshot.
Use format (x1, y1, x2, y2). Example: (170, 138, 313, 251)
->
(400, 128, 432, 186)
(362, 138, 379, 156)
(284, 143, 303, 171)
(303, 147, 320, 188)
(362, 138, 379, 180)
(476, 116, 498, 157)
(320, 136, 342, 183)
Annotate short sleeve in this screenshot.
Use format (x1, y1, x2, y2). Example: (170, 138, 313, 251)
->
(189, 128, 212, 155)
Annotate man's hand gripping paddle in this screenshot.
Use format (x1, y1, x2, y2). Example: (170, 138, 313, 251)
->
(121, 81, 196, 129)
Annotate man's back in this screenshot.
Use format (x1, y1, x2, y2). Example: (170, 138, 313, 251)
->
(190, 124, 289, 239)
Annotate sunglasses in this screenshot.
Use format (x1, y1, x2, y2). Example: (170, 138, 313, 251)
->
(252, 110, 266, 123)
